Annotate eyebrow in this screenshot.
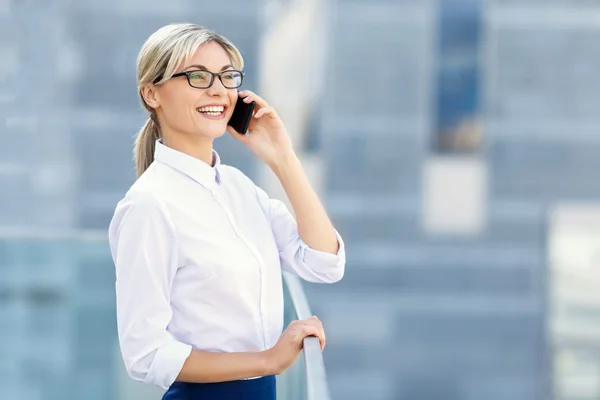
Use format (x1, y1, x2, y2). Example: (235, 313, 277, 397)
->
(184, 64, 235, 72)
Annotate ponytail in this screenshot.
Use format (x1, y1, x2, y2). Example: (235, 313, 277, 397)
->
(134, 117, 161, 178)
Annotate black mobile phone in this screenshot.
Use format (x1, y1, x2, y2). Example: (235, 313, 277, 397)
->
(227, 96, 255, 134)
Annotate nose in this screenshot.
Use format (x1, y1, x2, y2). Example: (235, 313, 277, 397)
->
(206, 76, 227, 96)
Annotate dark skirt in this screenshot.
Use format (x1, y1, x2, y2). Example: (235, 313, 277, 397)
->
(162, 375, 276, 400)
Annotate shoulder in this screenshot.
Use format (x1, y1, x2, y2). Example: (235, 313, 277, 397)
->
(131, 162, 172, 197)
(121, 166, 168, 209)
(109, 166, 173, 231)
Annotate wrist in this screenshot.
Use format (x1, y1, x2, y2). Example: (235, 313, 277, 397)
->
(267, 151, 300, 175)
(260, 348, 280, 376)
(261, 347, 282, 376)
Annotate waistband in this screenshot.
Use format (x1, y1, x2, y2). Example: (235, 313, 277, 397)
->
(168, 375, 275, 393)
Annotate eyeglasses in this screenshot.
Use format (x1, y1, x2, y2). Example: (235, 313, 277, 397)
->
(169, 69, 244, 89)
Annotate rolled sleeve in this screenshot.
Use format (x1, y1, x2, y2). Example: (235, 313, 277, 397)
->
(109, 191, 191, 389)
(280, 228, 346, 283)
(254, 185, 346, 283)
(144, 341, 192, 388)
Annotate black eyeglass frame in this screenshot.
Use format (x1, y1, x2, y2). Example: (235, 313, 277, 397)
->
(166, 69, 245, 89)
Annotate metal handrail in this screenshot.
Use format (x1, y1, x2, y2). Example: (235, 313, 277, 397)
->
(282, 271, 332, 400)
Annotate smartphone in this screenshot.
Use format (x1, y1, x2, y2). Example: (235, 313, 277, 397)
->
(228, 96, 255, 134)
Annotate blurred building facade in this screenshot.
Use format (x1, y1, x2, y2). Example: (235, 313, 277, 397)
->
(2, 0, 600, 400)
(305, 0, 600, 400)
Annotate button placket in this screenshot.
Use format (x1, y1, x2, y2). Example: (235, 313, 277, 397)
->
(211, 187, 269, 349)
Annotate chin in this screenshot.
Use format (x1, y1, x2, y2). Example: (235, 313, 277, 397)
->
(202, 126, 227, 139)
(196, 122, 228, 139)
(210, 129, 228, 138)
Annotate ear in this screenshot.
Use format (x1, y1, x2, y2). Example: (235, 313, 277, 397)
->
(140, 84, 160, 109)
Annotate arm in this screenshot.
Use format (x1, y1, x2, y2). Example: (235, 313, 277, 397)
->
(109, 192, 271, 388)
(226, 90, 345, 283)
(268, 153, 339, 254)
(176, 350, 269, 383)
(252, 159, 346, 284)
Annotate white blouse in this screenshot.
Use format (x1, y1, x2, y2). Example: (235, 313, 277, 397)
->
(108, 140, 345, 389)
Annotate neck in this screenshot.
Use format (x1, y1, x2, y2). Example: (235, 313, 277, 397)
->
(162, 132, 215, 166)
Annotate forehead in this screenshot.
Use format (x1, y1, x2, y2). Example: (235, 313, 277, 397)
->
(180, 41, 232, 71)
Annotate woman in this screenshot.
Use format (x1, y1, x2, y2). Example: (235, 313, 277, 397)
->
(108, 22, 345, 400)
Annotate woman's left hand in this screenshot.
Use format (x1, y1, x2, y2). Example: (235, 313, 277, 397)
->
(227, 90, 295, 166)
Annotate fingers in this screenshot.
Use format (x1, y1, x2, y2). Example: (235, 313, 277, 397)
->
(294, 317, 326, 351)
(307, 317, 326, 351)
(301, 325, 320, 338)
(239, 90, 268, 109)
(254, 106, 276, 119)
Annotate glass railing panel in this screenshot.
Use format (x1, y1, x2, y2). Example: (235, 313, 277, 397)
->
(278, 275, 308, 400)
(282, 272, 332, 400)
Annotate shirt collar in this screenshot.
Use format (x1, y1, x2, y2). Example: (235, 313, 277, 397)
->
(154, 139, 221, 187)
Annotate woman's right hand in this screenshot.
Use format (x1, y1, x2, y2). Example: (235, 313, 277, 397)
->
(265, 316, 326, 375)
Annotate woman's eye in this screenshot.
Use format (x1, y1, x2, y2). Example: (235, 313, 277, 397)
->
(189, 72, 205, 80)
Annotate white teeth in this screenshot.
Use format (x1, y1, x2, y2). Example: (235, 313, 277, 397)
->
(197, 106, 224, 113)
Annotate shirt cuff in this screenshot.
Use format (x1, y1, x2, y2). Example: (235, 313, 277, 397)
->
(301, 230, 346, 281)
(143, 341, 193, 389)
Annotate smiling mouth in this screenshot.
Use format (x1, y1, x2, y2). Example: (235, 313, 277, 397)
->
(196, 105, 225, 116)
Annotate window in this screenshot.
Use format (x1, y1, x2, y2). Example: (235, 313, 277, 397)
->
(433, 0, 484, 154)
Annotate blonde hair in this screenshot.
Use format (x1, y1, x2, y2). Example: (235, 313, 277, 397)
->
(134, 23, 244, 177)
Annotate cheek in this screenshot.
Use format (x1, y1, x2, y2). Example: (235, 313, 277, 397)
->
(228, 90, 238, 111)
(163, 91, 197, 118)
